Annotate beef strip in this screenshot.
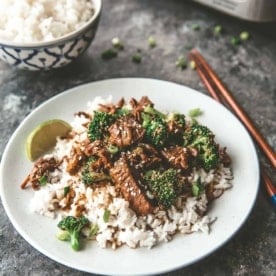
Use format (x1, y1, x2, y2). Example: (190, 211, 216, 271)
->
(110, 157, 155, 215)
(129, 96, 153, 121)
(21, 157, 60, 190)
(98, 98, 125, 114)
(66, 145, 86, 175)
(124, 143, 162, 170)
(83, 139, 113, 170)
(108, 116, 145, 148)
(161, 145, 192, 171)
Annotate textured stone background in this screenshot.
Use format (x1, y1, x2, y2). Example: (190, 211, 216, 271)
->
(0, 1, 275, 275)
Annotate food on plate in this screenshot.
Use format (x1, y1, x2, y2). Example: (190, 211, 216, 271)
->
(0, 0, 94, 43)
(21, 96, 233, 251)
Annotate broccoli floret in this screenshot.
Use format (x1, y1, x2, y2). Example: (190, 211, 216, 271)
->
(87, 111, 117, 141)
(183, 122, 219, 171)
(143, 116, 168, 147)
(142, 105, 169, 147)
(115, 107, 130, 116)
(167, 112, 186, 127)
(57, 215, 89, 251)
(81, 157, 111, 185)
(143, 104, 166, 119)
(144, 168, 180, 208)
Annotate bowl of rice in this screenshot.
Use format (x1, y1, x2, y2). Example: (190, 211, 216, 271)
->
(0, 0, 102, 70)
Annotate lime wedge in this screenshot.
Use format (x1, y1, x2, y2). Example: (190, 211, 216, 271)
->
(26, 119, 72, 161)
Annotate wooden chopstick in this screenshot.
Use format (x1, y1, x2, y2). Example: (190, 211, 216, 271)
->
(189, 49, 276, 207)
(189, 49, 276, 169)
(261, 168, 276, 206)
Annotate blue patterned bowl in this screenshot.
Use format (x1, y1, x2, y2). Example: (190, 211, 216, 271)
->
(0, 0, 102, 71)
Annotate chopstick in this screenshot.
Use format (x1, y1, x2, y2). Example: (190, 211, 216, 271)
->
(189, 49, 276, 207)
(189, 49, 276, 169)
(261, 168, 276, 206)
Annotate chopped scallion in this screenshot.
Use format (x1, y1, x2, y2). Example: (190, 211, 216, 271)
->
(231, 37, 240, 46)
(192, 23, 200, 31)
(64, 186, 70, 196)
(213, 25, 222, 36)
(148, 36, 157, 48)
(103, 209, 111, 223)
(189, 60, 196, 70)
(188, 108, 203, 118)
(89, 224, 99, 237)
(101, 48, 118, 60)
(132, 52, 142, 63)
(240, 31, 250, 41)
(176, 55, 187, 70)
(192, 177, 204, 197)
(39, 175, 48, 186)
(185, 45, 193, 50)
(56, 230, 70, 241)
(112, 37, 124, 50)
(107, 144, 119, 154)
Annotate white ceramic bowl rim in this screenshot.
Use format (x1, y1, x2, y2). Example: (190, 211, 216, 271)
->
(0, 0, 102, 48)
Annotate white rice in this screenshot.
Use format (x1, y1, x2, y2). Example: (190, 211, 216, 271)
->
(29, 96, 233, 250)
(0, 0, 94, 43)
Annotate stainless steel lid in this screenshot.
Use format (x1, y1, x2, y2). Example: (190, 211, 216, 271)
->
(193, 0, 276, 22)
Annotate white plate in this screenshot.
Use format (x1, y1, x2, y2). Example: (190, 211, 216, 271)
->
(0, 78, 259, 275)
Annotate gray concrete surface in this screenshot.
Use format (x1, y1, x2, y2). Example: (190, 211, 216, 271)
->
(1, 1, 275, 275)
